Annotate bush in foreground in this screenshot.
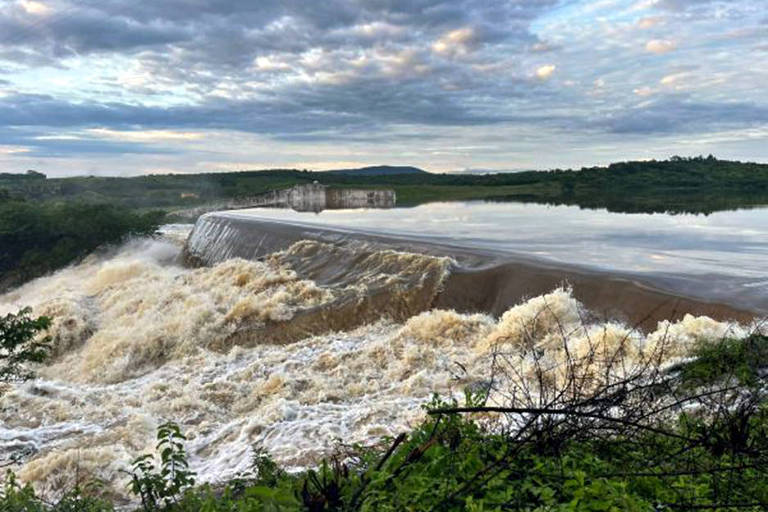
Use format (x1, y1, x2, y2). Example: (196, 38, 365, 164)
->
(1, 307, 50, 392)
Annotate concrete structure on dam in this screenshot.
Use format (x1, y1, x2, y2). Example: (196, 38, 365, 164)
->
(229, 182, 396, 212)
(167, 183, 396, 220)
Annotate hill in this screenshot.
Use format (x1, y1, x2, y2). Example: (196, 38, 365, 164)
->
(322, 165, 428, 176)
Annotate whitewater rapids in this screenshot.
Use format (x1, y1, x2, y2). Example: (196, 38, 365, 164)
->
(0, 228, 751, 501)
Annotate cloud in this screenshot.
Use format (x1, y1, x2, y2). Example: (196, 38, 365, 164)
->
(645, 39, 676, 53)
(0, 83, 524, 136)
(660, 73, 683, 85)
(432, 27, 476, 56)
(0, 12, 190, 63)
(86, 128, 205, 142)
(633, 86, 654, 96)
(637, 16, 664, 28)
(0, 0, 766, 172)
(654, 0, 735, 11)
(630, 0, 661, 11)
(18, 0, 51, 16)
(0, 144, 30, 154)
(659, 72, 690, 90)
(599, 99, 768, 134)
(536, 64, 556, 79)
(531, 41, 558, 52)
(0, 126, 183, 157)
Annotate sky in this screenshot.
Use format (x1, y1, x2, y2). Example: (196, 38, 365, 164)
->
(0, 0, 766, 176)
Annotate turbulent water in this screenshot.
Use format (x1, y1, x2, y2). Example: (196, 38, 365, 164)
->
(0, 227, 753, 501)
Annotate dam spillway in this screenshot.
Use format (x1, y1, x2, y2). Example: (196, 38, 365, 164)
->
(185, 209, 760, 329)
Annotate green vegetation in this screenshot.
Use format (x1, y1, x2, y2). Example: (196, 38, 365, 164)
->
(3, 156, 768, 215)
(0, 307, 50, 390)
(0, 200, 163, 291)
(129, 422, 197, 510)
(2, 333, 766, 511)
(499, 156, 768, 214)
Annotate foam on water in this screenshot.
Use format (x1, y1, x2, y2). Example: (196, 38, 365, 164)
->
(0, 233, 753, 501)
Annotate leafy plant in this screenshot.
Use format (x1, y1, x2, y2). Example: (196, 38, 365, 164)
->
(0, 471, 112, 512)
(250, 445, 289, 488)
(128, 421, 196, 510)
(0, 307, 51, 389)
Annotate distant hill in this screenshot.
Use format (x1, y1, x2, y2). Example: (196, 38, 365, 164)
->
(323, 165, 428, 176)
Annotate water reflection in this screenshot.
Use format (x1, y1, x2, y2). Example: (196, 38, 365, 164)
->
(482, 191, 768, 216)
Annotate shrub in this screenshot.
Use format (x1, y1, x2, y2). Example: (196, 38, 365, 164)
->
(0, 307, 51, 390)
(128, 422, 196, 510)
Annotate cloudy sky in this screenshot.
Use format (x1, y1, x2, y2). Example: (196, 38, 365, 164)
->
(0, 0, 766, 176)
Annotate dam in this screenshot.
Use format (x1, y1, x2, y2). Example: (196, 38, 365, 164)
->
(224, 182, 395, 213)
(184, 204, 764, 329)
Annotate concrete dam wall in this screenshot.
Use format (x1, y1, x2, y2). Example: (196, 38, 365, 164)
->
(233, 183, 396, 212)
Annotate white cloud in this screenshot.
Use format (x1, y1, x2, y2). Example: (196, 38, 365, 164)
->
(432, 28, 475, 56)
(0, 0, 766, 174)
(637, 16, 664, 29)
(532, 42, 555, 52)
(631, 0, 660, 11)
(344, 22, 404, 39)
(34, 135, 84, 141)
(633, 86, 655, 96)
(536, 64, 557, 79)
(86, 129, 205, 142)
(18, 0, 51, 15)
(0, 145, 30, 154)
(645, 39, 676, 54)
(660, 72, 688, 88)
(254, 55, 293, 72)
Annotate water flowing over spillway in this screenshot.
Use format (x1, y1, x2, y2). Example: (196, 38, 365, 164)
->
(185, 212, 759, 326)
(0, 218, 757, 501)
